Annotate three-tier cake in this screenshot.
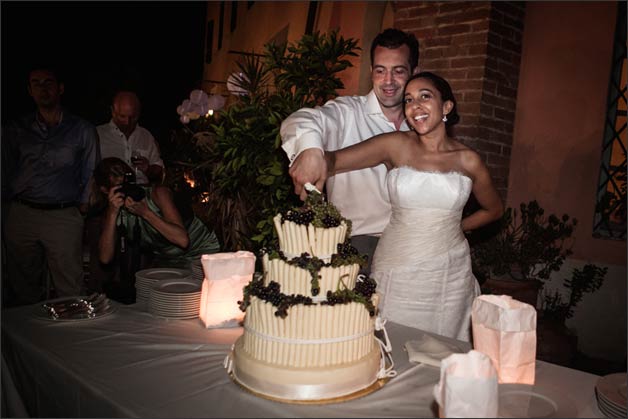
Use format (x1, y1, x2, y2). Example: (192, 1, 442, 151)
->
(224, 185, 395, 402)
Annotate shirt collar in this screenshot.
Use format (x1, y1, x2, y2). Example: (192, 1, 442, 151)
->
(365, 89, 409, 130)
(365, 90, 383, 116)
(35, 109, 64, 129)
(108, 119, 139, 136)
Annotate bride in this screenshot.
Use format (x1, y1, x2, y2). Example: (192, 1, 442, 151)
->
(324, 72, 504, 341)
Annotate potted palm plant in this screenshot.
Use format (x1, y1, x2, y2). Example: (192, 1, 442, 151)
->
(162, 30, 359, 255)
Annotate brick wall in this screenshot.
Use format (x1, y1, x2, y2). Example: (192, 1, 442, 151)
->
(394, 1, 525, 198)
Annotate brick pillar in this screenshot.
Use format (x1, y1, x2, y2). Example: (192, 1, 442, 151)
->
(394, 1, 525, 199)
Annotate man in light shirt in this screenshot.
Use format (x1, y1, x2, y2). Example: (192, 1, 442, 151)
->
(97, 91, 164, 185)
(280, 28, 420, 271)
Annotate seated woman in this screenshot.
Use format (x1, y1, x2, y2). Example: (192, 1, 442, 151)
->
(92, 157, 220, 273)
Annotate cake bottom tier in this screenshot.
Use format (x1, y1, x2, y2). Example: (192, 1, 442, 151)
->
(229, 336, 382, 401)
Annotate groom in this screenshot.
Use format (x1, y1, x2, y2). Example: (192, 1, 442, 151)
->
(280, 28, 420, 272)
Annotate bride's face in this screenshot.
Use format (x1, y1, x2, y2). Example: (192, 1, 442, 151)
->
(403, 78, 453, 134)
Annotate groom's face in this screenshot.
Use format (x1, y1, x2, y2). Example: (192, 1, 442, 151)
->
(371, 45, 412, 110)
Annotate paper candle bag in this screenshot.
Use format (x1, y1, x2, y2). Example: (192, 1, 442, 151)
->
(433, 350, 499, 418)
(471, 294, 537, 385)
(199, 251, 255, 329)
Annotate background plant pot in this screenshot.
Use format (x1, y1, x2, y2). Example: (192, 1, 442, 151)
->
(481, 277, 543, 307)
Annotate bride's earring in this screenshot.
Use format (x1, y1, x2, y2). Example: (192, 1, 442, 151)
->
(442, 114, 448, 122)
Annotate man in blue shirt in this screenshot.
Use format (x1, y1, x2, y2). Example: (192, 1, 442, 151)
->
(2, 66, 100, 305)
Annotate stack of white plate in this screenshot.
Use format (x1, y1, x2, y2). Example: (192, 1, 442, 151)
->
(135, 268, 192, 304)
(191, 258, 204, 281)
(595, 372, 627, 418)
(147, 278, 202, 319)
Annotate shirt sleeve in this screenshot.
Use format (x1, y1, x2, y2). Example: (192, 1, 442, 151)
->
(79, 123, 101, 205)
(280, 99, 345, 166)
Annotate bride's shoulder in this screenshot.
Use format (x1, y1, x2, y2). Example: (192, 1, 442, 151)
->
(457, 147, 488, 175)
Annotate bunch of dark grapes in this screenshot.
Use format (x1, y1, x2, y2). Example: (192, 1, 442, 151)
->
(323, 289, 352, 306)
(336, 242, 358, 256)
(354, 276, 377, 299)
(331, 242, 367, 269)
(241, 279, 313, 318)
(238, 276, 265, 311)
(291, 253, 314, 268)
(321, 214, 340, 228)
(283, 209, 315, 225)
(275, 294, 313, 318)
(323, 288, 376, 317)
(289, 253, 324, 296)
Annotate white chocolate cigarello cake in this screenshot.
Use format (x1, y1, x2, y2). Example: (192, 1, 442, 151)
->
(224, 185, 395, 401)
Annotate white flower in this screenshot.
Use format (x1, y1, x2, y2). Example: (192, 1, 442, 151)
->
(207, 94, 226, 111)
(190, 89, 209, 106)
(177, 89, 226, 123)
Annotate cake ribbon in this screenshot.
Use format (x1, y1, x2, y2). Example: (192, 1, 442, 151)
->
(242, 324, 373, 344)
(223, 344, 235, 374)
(375, 316, 398, 379)
(236, 316, 397, 378)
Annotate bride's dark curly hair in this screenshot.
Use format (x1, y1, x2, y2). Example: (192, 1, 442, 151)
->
(404, 71, 460, 127)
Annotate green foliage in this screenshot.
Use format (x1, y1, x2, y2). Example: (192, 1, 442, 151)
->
(541, 263, 607, 322)
(162, 30, 360, 253)
(471, 200, 577, 283)
(266, 30, 359, 108)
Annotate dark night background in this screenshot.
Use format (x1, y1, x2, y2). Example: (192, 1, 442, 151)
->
(1, 1, 208, 146)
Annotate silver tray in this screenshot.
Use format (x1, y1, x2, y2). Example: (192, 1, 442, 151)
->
(35, 295, 116, 322)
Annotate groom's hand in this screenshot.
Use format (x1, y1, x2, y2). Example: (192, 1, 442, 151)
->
(288, 148, 327, 201)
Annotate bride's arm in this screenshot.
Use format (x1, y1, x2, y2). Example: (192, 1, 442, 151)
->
(325, 132, 398, 176)
(461, 151, 504, 232)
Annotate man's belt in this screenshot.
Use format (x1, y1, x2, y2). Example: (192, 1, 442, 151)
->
(14, 198, 77, 210)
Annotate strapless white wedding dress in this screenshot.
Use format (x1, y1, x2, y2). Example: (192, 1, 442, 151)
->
(371, 167, 480, 341)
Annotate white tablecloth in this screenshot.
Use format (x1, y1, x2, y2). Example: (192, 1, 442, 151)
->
(1, 302, 603, 418)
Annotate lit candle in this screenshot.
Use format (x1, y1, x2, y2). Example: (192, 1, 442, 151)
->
(199, 251, 256, 328)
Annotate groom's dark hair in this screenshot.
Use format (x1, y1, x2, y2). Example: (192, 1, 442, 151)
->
(371, 28, 420, 72)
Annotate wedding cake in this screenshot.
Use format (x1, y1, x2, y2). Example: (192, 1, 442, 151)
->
(224, 185, 395, 402)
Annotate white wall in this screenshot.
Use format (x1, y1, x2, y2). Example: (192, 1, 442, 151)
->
(542, 258, 627, 362)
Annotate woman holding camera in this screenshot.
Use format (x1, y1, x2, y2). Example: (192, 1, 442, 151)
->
(92, 157, 220, 273)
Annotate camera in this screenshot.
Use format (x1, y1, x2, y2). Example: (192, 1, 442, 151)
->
(118, 172, 146, 201)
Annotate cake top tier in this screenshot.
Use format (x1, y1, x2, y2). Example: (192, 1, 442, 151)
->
(274, 184, 352, 260)
(282, 184, 351, 232)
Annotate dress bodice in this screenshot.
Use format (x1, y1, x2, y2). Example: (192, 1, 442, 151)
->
(373, 167, 474, 268)
(387, 166, 472, 212)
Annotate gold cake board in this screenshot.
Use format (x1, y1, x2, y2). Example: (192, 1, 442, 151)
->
(229, 371, 390, 405)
